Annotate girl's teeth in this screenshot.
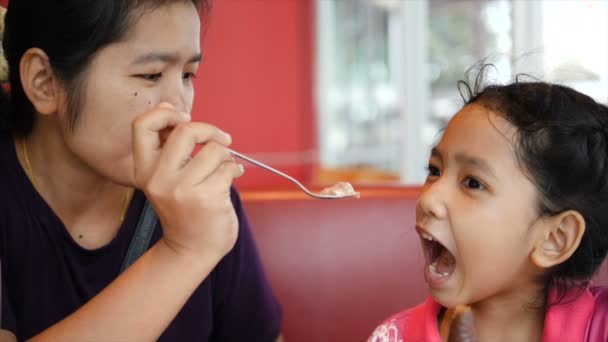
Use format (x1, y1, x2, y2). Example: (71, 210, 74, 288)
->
(421, 232, 435, 241)
(430, 262, 449, 277)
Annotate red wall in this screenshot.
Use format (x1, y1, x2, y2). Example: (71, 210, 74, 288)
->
(193, 0, 316, 189)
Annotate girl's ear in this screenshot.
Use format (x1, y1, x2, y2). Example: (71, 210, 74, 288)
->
(20, 47, 62, 116)
(530, 210, 585, 269)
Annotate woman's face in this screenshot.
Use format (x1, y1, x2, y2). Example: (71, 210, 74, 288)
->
(59, 2, 201, 185)
(416, 103, 545, 308)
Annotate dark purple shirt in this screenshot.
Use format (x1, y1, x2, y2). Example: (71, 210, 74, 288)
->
(0, 132, 282, 341)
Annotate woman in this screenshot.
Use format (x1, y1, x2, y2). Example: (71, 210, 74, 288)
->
(0, 1, 282, 340)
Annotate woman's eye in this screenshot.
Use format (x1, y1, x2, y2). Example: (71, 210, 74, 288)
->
(426, 165, 441, 177)
(138, 73, 162, 82)
(183, 72, 197, 81)
(136, 72, 163, 82)
(463, 177, 485, 190)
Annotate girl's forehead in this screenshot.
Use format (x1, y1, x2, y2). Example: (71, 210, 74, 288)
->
(437, 104, 518, 163)
(445, 104, 516, 145)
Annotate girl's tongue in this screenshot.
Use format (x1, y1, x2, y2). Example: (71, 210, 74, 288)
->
(423, 238, 456, 285)
(430, 247, 456, 276)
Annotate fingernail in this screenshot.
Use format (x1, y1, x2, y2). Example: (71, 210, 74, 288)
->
(159, 102, 175, 109)
(180, 112, 191, 121)
(238, 164, 245, 173)
(223, 132, 232, 143)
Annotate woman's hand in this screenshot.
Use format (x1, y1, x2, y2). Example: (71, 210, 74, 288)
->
(131, 102, 244, 262)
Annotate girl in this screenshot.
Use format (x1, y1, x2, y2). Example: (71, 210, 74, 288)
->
(368, 70, 608, 341)
(0, 1, 282, 341)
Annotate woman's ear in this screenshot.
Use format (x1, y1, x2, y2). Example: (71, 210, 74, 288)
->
(531, 210, 585, 269)
(20, 47, 61, 115)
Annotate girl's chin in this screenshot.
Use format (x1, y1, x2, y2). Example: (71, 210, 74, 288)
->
(427, 280, 466, 308)
(430, 292, 466, 310)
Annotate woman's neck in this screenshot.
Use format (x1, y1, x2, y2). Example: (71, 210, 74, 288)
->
(16, 119, 132, 248)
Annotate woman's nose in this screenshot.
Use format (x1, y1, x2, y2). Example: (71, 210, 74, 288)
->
(161, 79, 190, 113)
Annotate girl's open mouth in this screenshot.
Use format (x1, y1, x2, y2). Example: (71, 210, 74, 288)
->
(419, 230, 456, 286)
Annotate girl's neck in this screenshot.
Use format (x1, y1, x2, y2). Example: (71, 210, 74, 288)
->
(16, 119, 132, 247)
(467, 285, 546, 342)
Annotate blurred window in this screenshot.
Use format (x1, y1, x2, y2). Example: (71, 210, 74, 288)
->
(316, 0, 608, 185)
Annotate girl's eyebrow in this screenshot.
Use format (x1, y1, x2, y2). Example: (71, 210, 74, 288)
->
(130, 52, 202, 66)
(455, 153, 496, 179)
(430, 147, 443, 162)
(431, 147, 497, 179)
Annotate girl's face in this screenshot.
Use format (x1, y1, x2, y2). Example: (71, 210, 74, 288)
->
(416, 103, 546, 308)
(57, 2, 201, 185)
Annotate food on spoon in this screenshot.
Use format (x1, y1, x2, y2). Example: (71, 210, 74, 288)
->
(320, 181, 360, 198)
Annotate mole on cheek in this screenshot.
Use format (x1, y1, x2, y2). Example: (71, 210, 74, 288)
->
(133, 92, 138, 97)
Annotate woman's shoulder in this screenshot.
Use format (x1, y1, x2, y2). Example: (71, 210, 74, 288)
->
(0, 129, 12, 150)
(0, 130, 19, 197)
(0, 130, 16, 166)
(367, 297, 442, 342)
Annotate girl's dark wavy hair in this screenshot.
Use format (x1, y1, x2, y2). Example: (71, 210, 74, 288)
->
(458, 63, 608, 306)
(0, 0, 210, 136)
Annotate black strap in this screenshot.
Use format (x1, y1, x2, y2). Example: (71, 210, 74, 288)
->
(120, 199, 158, 273)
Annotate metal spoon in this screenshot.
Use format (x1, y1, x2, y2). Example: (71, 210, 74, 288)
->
(228, 149, 359, 200)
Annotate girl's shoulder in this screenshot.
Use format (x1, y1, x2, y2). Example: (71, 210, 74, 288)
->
(367, 297, 443, 342)
(544, 283, 608, 341)
(587, 284, 608, 341)
(367, 309, 410, 342)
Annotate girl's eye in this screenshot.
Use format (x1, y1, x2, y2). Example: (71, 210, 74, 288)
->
(138, 73, 162, 82)
(463, 177, 485, 190)
(426, 164, 441, 177)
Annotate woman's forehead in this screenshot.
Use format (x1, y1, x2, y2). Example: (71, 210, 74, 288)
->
(122, 2, 200, 45)
(106, 3, 201, 62)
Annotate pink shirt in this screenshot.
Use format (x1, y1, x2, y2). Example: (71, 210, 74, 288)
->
(368, 285, 608, 342)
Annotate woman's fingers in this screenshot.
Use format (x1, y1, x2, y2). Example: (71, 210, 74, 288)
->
(179, 142, 238, 185)
(132, 103, 190, 186)
(197, 159, 245, 193)
(156, 122, 232, 176)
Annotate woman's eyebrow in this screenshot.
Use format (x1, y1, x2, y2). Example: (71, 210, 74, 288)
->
(130, 52, 202, 66)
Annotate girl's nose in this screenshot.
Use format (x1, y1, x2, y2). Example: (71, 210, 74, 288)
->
(417, 179, 448, 220)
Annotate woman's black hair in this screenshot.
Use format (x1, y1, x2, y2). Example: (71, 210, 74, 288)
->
(459, 63, 608, 304)
(0, 0, 210, 136)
